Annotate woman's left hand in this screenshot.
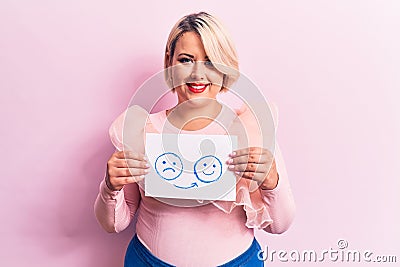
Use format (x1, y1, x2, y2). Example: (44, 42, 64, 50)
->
(227, 147, 279, 190)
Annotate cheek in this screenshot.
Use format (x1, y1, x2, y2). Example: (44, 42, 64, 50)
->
(206, 70, 224, 86)
(171, 65, 191, 86)
(208, 84, 223, 94)
(208, 72, 224, 92)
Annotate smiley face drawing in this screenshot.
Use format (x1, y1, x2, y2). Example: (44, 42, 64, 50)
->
(154, 152, 183, 181)
(194, 155, 223, 183)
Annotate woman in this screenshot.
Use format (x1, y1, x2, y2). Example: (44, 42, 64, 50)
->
(95, 12, 295, 266)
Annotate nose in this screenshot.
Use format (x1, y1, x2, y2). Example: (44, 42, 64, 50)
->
(190, 61, 206, 80)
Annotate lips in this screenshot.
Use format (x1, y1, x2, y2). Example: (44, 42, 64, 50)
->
(186, 83, 210, 93)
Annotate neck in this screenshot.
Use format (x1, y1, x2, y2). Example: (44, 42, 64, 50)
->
(166, 98, 222, 131)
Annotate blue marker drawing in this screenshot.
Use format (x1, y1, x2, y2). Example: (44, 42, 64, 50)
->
(154, 152, 183, 181)
(194, 155, 223, 183)
(173, 182, 198, 189)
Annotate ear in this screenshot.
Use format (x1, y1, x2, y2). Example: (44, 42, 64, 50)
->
(164, 68, 173, 89)
(220, 74, 229, 92)
(164, 51, 174, 89)
(222, 69, 240, 90)
(165, 51, 170, 66)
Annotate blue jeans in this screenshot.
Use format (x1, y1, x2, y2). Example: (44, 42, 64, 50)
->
(124, 234, 264, 267)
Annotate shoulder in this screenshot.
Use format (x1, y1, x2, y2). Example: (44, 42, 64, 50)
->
(147, 109, 167, 133)
(109, 106, 160, 151)
(235, 102, 279, 129)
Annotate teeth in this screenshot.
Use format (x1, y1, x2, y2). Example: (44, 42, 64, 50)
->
(188, 83, 208, 90)
(192, 85, 205, 89)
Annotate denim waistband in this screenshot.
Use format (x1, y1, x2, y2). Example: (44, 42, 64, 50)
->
(126, 234, 263, 267)
(127, 234, 175, 267)
(217, 237, 262, 266)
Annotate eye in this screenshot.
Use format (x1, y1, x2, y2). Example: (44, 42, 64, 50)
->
(178, 57, 193, 64)
(203, 163, 207, 167)
(212, 164, 216, 168)
(205, 60, 214, 68)
(173, 162, 176, 165)
(162, 161, 166, 164)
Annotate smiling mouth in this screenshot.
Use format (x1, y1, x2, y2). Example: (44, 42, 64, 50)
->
(163, 167, 176, 172)
(186, 83, 210, 93)
(202, 170, 215, 176)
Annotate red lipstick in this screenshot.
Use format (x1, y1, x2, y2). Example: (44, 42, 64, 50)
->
(186, 83, 209, 93)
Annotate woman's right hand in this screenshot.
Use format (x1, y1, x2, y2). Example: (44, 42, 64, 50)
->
(105, 150, 150, 191)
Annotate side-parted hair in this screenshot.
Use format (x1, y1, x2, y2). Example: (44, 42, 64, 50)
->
(164, 12, 239, 91)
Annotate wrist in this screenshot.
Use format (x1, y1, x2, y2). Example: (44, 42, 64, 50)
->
(260, 172, 279, 190)
(104, 168, 122, 191)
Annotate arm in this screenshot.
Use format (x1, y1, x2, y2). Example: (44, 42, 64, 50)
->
(232, 103, 295, 233)
(94, 107, 148, 233)
(259, 143, 295, 234)
(94, 172, 141, 233)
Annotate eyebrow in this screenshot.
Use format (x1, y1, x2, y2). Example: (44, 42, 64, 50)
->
(178, 53, 194, 58)
(177, 53, 209, 60)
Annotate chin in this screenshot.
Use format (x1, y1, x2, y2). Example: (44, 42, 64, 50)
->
(181, 96, 217, 108)
(177, 86, 217, 103)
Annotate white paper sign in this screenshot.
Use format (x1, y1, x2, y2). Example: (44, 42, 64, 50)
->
(145, 133, 237, 201)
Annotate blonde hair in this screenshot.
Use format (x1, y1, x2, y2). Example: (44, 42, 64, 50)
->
(164, 12, 239, 91)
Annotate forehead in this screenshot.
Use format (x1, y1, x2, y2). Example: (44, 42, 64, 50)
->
(174, 32, 206, 57)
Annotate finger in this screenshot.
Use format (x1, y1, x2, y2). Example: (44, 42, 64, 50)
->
(227, 154, 268, 164)
(113, 158, 150, 169)
(235, 171, 264, 183)
(125, 159, 150, 168)
(109, 167, 149, 177)
(230, 147, 264, 157)
(113, 175, 145, 185)
(228, 163, 268, 173)
(115, 150, 147, 160)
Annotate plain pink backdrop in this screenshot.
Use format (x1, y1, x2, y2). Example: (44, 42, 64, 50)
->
(1, 1, 399, 266)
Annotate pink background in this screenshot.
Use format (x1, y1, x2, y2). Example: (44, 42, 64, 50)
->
(1, 1, 399, 266)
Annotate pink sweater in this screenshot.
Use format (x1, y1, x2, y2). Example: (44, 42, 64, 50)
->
(94, 104, 295, 266)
